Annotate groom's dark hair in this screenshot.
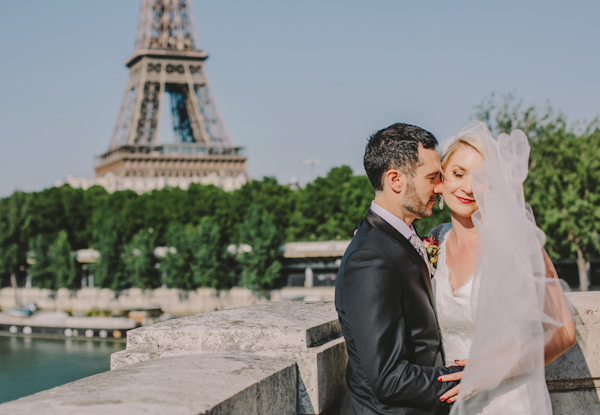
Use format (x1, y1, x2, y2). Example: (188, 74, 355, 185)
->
(364, 123, 438, 191)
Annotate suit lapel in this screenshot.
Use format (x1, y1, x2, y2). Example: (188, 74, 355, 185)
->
(365, 210, 436, 311)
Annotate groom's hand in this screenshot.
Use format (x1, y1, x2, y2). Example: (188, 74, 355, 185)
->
(438, 359, 467, 403)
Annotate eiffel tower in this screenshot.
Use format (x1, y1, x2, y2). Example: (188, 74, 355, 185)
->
(88, 0, 248, 192)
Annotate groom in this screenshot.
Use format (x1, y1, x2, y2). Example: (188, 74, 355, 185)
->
(335, 123, 462, 414)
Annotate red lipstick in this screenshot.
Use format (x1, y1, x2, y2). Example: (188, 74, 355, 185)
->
(456, 197, 474, 204)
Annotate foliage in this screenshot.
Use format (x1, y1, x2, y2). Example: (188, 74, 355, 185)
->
(186, 184, 235, 242)
(122, 228, 161, 289)
(238, 205, 282, 291)
(28, 234, 54, 289)
(84, 308, 112, 317)
(232, 177, 294, 240)
(0, 191, 31, 286)
(287, 166, 372, 241)
(474, 93, 600, 289)
(190, 218, 232, 290)
(49, 230, 78, 290)
(4, 126, 596, 293)
(90, 217, 125, 290)
(474, 93, 565, 140)
(415, 206, 452, 237)
(161, 223, 195, 290)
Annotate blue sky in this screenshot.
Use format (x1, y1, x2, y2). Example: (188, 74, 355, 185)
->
(1, 0, 599, 196)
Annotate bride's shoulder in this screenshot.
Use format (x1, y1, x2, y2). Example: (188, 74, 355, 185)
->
(428, 223, 452, 243)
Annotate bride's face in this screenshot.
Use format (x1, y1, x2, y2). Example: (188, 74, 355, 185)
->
(442, 144, 484, 218)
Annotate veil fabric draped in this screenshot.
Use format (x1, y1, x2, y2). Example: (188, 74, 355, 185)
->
(439, 121, 569, 415)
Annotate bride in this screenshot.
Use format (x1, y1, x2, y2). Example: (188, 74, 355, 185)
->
(432, 121, 576, 414)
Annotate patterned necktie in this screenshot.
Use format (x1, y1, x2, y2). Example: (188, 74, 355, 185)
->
(409, 234, 431, 273)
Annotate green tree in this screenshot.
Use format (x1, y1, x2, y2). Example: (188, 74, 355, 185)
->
(474, 93, 600, 290)
(122, 228, 161, 289)
(161, 223, 195, 290)
(288, 166, 372, 241)
(26, 185, 89, 250)
(140, 188, 188, 246)
(231, 177, 294, 240)
(186, 183, 235, 241)
(49, 230, 78, 290)
(90, 217, 126, 290)
(337, 173, 374, 237)
(59, 185, 91, 249)
(238, 205, 282, 292)
(190, 218, 232, 290)
(112, 190, 144, 244)
(0, 191, 31, 286)
(28, 234, 55, 289)
(27, 187, 65, 241)
(84, 185, 110, 244)
(526, 128, 600, 291)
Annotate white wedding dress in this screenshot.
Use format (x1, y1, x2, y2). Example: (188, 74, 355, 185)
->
(434, 225, 552, 415)
(430, 122, 564, 415)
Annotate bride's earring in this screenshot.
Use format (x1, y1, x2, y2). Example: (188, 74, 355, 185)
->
(438, 195, 444, 210)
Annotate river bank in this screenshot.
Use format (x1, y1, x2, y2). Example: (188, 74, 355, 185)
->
(0, 286, 335, 315)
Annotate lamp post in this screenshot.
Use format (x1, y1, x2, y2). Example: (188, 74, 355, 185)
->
(302, 158, 322, 183)
(25, 256, 35, 303)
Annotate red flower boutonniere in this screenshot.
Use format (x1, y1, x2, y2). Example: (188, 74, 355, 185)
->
(422, 236, 439, 269)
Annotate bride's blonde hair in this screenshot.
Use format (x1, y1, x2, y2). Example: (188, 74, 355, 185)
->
(440, 132, 486, 172)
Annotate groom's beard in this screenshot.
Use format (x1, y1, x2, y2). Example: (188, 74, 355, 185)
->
(403, 180, 433, 219)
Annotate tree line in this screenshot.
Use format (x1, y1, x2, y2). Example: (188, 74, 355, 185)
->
(0, 167, 374, 292)
(0, 96, 597, 291)
(475, 93, 600, 290)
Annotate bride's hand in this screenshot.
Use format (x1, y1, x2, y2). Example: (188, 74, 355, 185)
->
(438, 359, 467, 403)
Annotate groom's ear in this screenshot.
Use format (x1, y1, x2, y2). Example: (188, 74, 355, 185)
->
(384, 169, 406, 194)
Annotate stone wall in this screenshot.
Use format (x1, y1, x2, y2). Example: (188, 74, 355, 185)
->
(547, 292, 600, 412)
(0, 301, 346, 414)
(0, 292, 598, 414)
(0, 286, 336, 315)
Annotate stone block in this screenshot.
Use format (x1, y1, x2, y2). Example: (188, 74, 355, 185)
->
(0, 354, 297, 415)
(111, 338, 348, 414)
(546, 292, 600, 415)
(111, 301, 345, 414)
(547, 292, 600, 382)
(294, 337, 347, 415)
(111, 336, 347, 414)
(550, 387, 600, 414)
(566, 292, 600, 326)
(546, 326, 600, 381)
(122, 301, 341, 356)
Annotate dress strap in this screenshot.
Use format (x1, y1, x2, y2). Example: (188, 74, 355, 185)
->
(429, 223, 452, 242)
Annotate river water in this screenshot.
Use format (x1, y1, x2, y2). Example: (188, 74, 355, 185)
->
(0, 336, 125, 404)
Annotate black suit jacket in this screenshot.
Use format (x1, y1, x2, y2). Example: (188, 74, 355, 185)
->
(335, 209, 461, 415)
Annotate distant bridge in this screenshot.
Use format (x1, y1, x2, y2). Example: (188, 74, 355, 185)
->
(281, 241, 351, 288)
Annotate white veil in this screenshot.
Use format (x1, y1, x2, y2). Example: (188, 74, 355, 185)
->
(441, 121, 568, 415)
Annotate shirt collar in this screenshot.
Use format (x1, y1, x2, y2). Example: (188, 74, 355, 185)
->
(370, 201, 417, 240)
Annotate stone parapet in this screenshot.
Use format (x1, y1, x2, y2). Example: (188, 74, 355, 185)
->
(547, 292, 600, 413)
(115, 301, 341, 356)
(111, 301, 346, 414)
(0, 354, 297, 414)
(0, 286, 336, 315)
(2, 292, 599, 414)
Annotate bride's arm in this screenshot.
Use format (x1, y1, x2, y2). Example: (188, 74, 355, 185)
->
(542, 249, 576, 365)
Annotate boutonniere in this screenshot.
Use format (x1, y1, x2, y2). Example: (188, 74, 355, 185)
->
(422, 236, 439, 269)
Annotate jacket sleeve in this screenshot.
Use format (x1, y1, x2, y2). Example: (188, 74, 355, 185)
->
(343, 248, 462, 409)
